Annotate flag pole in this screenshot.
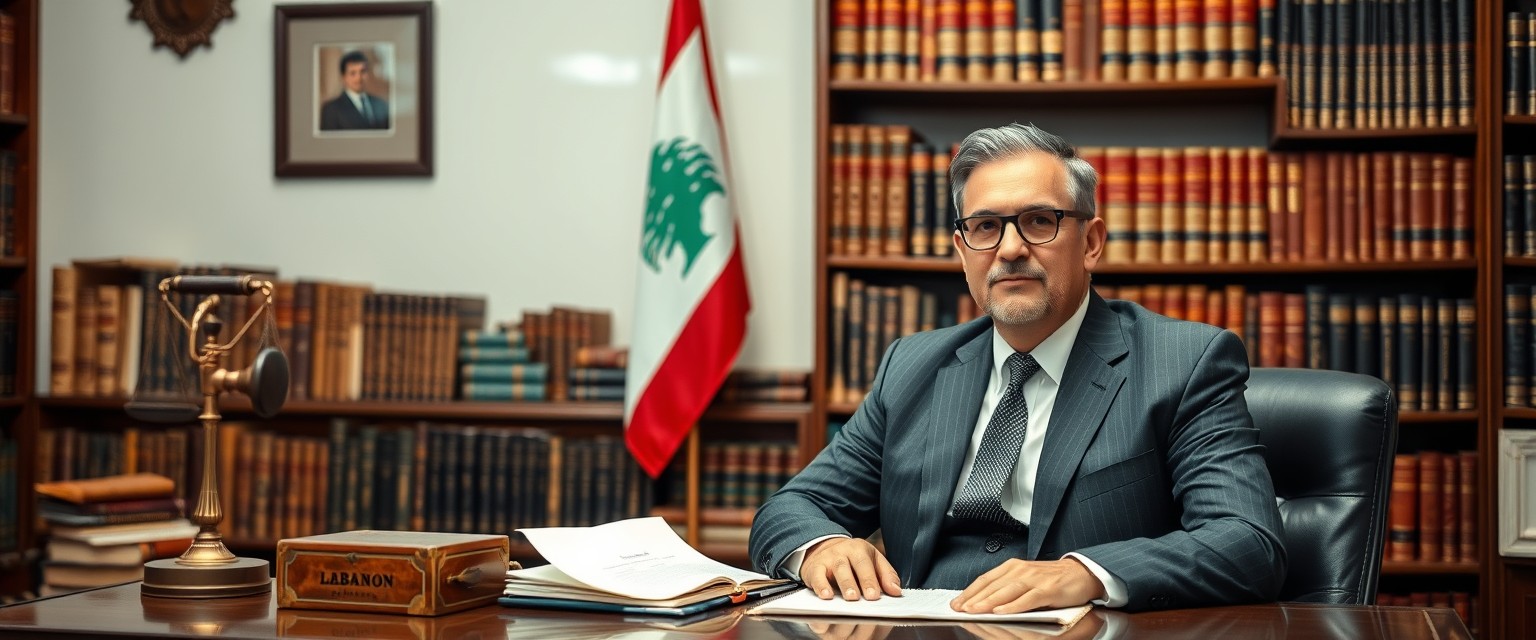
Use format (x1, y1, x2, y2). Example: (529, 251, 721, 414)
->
(686, 426, 701, 548)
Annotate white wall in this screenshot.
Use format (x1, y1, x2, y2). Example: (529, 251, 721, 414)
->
(35, 0, 817, 391)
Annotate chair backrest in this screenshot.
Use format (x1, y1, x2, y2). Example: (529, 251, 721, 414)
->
(1244, 367, 1398, 605)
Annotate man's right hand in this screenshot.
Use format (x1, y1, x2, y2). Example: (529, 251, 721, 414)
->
(800, 537, 903, 601)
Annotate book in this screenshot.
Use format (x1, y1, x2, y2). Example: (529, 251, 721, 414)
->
(748, 587, 1092, 625)
(34, 472, 174, 504)
(48, 518, 198, 546)
(500, 516, 794, 615)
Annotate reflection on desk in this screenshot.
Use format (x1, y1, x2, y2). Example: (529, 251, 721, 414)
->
(0, 583, 1474, 640)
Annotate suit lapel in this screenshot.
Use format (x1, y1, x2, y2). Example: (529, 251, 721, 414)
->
(908, 326, 992, 587)
(1026, 293, 1128, 559)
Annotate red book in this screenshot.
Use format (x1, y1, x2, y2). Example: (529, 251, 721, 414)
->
(1282, 292, 1304, 368)
(1417, 451, 1443, 562)
(1258, 291, 1282, 367)
(1266, 152, 1286, 262)
(1207, 148, 1229, 264)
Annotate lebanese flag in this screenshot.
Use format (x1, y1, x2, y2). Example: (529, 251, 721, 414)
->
(625, 0, 750, 478)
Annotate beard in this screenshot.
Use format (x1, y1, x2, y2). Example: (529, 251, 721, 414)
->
(983, 261, 1052, 326)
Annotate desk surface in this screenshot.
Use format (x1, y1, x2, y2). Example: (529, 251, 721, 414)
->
(0, 582, 1472, 640)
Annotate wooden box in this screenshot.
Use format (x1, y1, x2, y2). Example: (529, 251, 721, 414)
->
(276, 531, 508, 616)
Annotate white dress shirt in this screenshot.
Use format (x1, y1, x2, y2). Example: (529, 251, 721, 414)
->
(784, 292, 1129, 608)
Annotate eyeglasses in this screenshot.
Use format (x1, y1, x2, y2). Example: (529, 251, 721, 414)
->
(953, 210, 1093, 250)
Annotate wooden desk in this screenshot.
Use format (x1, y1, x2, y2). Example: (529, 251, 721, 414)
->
(0, 582, 1472, 639)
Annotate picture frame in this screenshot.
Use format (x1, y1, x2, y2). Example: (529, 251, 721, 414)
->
(1500, 428, 1536, 557)
(274, 2, 433, 177)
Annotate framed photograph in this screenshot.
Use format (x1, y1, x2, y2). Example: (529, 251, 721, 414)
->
(275, 2, 433, 177)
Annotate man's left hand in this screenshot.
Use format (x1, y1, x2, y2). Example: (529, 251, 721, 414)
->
(950, 557, 1106, 614)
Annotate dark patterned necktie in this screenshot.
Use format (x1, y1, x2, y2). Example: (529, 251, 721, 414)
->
(952, 352, 1040, 528)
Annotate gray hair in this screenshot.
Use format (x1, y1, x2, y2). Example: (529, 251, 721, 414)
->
(949, 123, 1098, 219)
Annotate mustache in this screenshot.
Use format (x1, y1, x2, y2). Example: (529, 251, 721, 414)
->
(987, 262, 1046, 286)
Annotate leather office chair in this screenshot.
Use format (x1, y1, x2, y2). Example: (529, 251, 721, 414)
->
(1244, 367, 1398, 605)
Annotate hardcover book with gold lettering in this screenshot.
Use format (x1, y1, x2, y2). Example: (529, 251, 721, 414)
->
(276, 531, 509, 616)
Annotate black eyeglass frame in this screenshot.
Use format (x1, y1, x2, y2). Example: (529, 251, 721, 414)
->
(952, 209, 1094, 250)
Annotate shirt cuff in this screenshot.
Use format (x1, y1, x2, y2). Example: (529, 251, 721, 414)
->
(782, 534, 851, 579)
(1064, 552, 1128, 608)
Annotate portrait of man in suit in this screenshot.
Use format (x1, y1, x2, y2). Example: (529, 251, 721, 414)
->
(318, 49, 390, 132)
(750, 124, 1286, 613)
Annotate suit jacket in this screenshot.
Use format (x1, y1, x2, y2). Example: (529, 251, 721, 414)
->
(749, 292, 1287, 611)
(319, 92, 390, 131)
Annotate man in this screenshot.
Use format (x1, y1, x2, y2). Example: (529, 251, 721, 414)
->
(319, 50, 390, 131)
(749, 123, 1286, 613)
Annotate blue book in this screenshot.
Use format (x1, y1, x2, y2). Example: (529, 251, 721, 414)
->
(498, 581, 800, 617)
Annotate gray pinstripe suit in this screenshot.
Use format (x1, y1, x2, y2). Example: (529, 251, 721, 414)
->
(749, 292, 1287, 611)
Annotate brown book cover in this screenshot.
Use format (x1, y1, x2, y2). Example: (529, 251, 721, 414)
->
(1205, 287, 1225, 330)
(36, 472, 175, 505)
(991, 0, 1017, 81)
(1062, 0, 1083, 81)
(884, 125, 912, 256)
(1159, 148, 1184, 264)
(1282, 292, 1304, 368)
(1266, 152, 1286, 262)
(1203, 0, 1231, 79)
(832, 0, 863, 81)
(1258, 291, 1282, 367)
(932, 147, 953, 257)
(937, 0, 965, 81)
(1355, 154, 1373, 261)
(1458, 450, 1475, 562)
(1103, 147, 1135, 263)
(1207, 147, 1229, 264)
(1389, 453, 1419, 561)
(910, 142, 933, 256)
(1099, 0, 1127, 81)
(904, 0, 923, 81)
(1450, 156, 1472, 259)
(1372, 153, 1392, 261)
(1153, 0, 1176, 80)
(1301, 153, 1325, 261)
(1231, 0, 1256, 77)
(964, 0, 990, 81)
(1229, 148, 1250, 263)
(50, 266, 78, 396)
(1390, 152, 1409, 261)
(921, 0, 939, 80)
(1408, 153, 1431, 261)
(845, 125, 868, 256)
(1341, 151, 1359, 262)
(864, 126, 888, 257)
(73, 283, 97, 397)
(1417, 451, 1443, 562)
(1183, 147, 1210, 264)
(829, 125, 849, 256)
(880, 0, 905, 81)
(1439, 450, 1458, 562)
(1132, 148, 1162, 263)
(1429, 154, 1449, 260)
(1125, 0, 1153, 80)
(1285, 153, 1304, 262)
(1323, 153, 1342, 261)
(864, 0, 882, 79)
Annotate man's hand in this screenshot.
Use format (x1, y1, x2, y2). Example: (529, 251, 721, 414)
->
(950, 557, 1105, 614)
(801, 537, 903, 601)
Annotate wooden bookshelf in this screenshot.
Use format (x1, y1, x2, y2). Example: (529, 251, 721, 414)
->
(0, 0, 37, 599)
(812, 0, 1500, 629)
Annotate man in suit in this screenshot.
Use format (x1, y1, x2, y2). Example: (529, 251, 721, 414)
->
(319, 50, 390, 131)
(749, 123, 1286, 613)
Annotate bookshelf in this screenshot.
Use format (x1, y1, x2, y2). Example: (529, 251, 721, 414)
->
(811, 0, 1496, 633)
(0, 0, 35, 600)
(1495, 1, 1536, 637)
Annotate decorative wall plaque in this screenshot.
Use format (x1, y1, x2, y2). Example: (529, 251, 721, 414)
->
(128, 0, 236, 58)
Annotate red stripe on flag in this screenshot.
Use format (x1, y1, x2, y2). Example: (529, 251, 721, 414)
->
(626, 237, 750, 478)
(658, 0, 722, 118)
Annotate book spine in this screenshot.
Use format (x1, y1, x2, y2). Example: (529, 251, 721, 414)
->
(1389, 453, 1418, 560)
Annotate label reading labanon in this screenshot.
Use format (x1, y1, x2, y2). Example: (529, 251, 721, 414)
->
(284, 550, 427, 608)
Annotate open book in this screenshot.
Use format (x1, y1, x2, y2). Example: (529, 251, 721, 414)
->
(500, 516, 796, 616)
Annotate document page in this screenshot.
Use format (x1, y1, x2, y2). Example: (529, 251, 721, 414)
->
(749, 588, 1092, 625)
(518, 516, 774, 601)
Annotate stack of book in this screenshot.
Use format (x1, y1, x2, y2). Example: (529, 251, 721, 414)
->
(35, 473, 197, 595)
(458, 330, 545, 401)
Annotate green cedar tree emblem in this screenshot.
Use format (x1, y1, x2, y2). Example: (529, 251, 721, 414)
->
(642, 136, 724, 277)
